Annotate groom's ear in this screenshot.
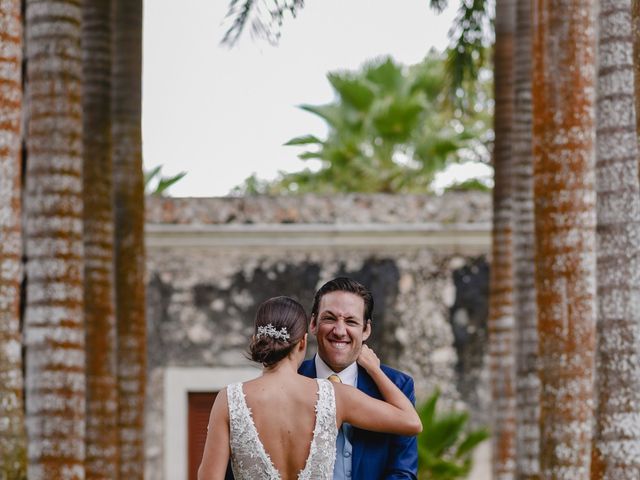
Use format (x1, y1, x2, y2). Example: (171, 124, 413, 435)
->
(362, 320, 371, 341)
(309, 314, 318, 334)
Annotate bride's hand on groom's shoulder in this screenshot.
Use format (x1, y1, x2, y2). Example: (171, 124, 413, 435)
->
(357, 344, 380, 373)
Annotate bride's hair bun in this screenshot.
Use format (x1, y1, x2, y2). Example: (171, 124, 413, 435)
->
(249, 296, 307, 367)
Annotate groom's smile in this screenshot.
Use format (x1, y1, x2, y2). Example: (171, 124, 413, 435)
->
(311, 290, 371, 372)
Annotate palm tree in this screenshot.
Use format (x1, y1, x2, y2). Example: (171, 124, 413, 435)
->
(82, 0, 119, 477)
(633, 1, 640, 148)
(487, 1, 516, 478)
(0, 0, 27, 477)
(591, 2, 640, 478)
(242, 53, 491, 195)
(532, 0, 598, 477)
(112, 0, 146, 477)
(512, 0, 539, 477)
(23, 0, 86, 477)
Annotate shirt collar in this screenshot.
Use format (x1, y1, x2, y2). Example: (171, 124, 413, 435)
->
(314, 354, 358, 387)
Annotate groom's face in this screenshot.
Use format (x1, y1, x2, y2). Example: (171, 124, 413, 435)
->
(311, 291, 371, 373)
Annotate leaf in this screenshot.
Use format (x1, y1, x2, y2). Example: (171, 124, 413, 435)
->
(154, 171, 187, 196)
(233, 49, 492, 195)
(423, 412, 469, 456)
(416, 389, 489, 480)
(364, 57, 403, 92)
(297, 151, 323, 160)
(284, 135, 322, 146)
(299, 104, 344, 128)
(418, 390, 439, 429)
(372, 97, 424, 141)
(417, 443, 430, 466)
(428, 458, 468, 478)
(327, 73, 375, 111)
(428, 0, 449, 13)
(417, 136, 461, 161)
(408, 57, 447, 101)
(446, 0, 492, 98)
(221, 0, 306, 46)
(445, 178, 491, 192)
(144, 165, 162, 187)
(455, 428, 490, 458)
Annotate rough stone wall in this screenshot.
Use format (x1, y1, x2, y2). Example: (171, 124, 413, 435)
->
(145, 191, 491, 225)
(449, 257, 491, 426)
(143, 192, 492, 479)
(145, 249, 472, 392)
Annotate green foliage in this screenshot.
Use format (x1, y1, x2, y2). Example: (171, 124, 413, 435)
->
(144, 165, 187, 196)
(445, 178, 491, 192)
(222, 0, 305, 46)
(417, 390, 489, 480)
(235, 51, 492, 195)
(445, 0, 493, 97)
(221, 0, 493, 97)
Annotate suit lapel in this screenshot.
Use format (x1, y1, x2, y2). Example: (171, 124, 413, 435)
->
(352, 366, 381, 478)
(357, 366, 381, 398)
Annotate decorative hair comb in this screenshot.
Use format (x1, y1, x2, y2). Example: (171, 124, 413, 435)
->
(256, 323, 290, 341)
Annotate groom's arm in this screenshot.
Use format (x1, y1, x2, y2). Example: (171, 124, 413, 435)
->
(383, 374, 418, 480)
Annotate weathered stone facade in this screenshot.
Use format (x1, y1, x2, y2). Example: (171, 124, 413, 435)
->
(144, 192, 492, 479)
(145, 192, 491, 225)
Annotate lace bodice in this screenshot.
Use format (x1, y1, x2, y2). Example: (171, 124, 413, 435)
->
(227, 378, 337, 480)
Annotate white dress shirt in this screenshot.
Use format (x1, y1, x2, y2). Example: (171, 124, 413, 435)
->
(314, 354, 358, 387)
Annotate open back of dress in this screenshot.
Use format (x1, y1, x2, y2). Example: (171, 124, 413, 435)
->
(227, 378, 337, 480)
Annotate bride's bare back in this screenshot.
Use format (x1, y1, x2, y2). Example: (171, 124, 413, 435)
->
(241, 375, 322, 479)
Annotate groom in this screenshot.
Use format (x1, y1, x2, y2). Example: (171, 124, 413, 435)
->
(299, 277, 418, 480)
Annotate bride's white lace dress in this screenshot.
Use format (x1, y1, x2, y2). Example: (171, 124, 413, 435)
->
(227, 378, 337, 480)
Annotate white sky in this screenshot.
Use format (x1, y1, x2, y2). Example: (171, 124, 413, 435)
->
(142, 0, 490, 197)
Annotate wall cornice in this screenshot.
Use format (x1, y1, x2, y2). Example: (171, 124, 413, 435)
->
(145, 222, 491, 253)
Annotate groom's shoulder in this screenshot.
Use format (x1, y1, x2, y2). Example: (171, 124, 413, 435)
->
(380, 364, 414, 389)
(298, 358, 315, 377)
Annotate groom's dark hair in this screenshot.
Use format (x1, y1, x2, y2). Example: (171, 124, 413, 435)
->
(310, 277, 373, 326)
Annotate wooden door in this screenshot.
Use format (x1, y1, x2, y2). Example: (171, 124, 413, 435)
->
(188, 391, 218, 480)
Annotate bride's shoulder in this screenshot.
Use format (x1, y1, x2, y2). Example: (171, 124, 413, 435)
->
(214, 385, 230, 406)
(299, 374, 330, 393)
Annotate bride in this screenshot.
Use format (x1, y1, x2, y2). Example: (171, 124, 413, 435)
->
(198, 296, 422, 480)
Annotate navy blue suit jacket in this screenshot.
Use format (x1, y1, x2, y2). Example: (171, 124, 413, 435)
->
(298, 358, 418, 480)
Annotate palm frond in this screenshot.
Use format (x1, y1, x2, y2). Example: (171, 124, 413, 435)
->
(154, 172, 187, 196)
(144, 165, 162, 188)
(428, 0, 450, 14)
(222, 0, 306, 46)
(144, 165, 187, 196)
(222, 0, 492, 101)
(446, 0, 493, 96)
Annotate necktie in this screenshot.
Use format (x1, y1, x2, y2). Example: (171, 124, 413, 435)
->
(328, 374, 353, 446)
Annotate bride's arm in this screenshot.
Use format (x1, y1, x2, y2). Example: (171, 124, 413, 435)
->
(198, 388, 231, 480)
(334, 345, 422, 436)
